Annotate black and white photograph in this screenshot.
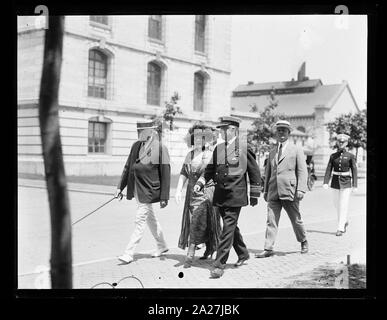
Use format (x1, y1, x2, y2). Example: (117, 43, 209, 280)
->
(16, 7, 371, 293)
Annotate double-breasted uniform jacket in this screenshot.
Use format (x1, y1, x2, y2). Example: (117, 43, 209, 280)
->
(200, 139, 262, 208)
(323, 150, 357, 189)
(117, 138, 171, 203)
(264, 142, 308, 202)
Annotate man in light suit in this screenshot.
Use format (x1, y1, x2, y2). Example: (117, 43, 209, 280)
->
(256, 120, 309, 258)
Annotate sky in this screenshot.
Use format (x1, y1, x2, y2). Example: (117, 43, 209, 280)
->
(230, 15, 367, 109)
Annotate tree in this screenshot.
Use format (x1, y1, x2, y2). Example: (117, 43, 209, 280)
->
(151, 92, 182, 132)
(325, 109, 367, 158)
(162, 92, 182, 130)
(38, 16, 72, 288)
(248, 89, 286, 159)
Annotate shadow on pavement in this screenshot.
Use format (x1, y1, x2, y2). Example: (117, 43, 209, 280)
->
(247, 248, 299, 257)
(307, 229, 337, 236)
(115, 253, 162, 266)
(158, 253, 215, 270)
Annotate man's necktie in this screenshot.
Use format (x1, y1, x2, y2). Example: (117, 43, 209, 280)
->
(278, 143, 282, 161)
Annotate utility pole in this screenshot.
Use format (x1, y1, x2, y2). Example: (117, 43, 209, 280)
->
(38, 16, 72, 288)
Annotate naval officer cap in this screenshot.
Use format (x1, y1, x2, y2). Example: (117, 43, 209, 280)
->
(336, 133, 350, 142)
(274, 120, 292, 131)
(136, 120, 158, 130)
(216, 116, 242, 128)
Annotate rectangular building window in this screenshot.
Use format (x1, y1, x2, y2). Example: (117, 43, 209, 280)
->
(194, 73, 204, 112)
(195, 15, 206, 53)
(90, 16, 109, 25)
(148, 15, 162, 41)
(88, 121, 107, 153)
(147, 62, 162, 105)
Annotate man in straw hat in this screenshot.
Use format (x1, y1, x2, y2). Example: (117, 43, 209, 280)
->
(115, 120, 170, 264)
(256, 120, 309, 258)
(194, 116, 263, 278)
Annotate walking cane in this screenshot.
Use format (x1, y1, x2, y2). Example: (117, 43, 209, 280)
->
(72, 192, 124, 226)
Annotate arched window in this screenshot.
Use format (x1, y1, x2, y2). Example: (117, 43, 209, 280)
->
(194, 72, 205, 112)
(148, 15, 162, 40)
(88, 49, 108, 99)
(195, 15, 206, 53)
(147, 62, 162, 105)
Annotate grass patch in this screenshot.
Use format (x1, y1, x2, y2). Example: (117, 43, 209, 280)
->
(280, 263, 366, 288)
(348, 264, 366, 289)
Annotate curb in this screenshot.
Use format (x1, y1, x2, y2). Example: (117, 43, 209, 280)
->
(18, 183, 179, 198)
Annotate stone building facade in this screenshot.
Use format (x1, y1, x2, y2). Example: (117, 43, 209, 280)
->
(18, 15, 232, 175)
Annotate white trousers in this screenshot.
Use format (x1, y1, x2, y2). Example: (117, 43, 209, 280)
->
(332, 188, 352, 232)
(123, 187, 167, 257)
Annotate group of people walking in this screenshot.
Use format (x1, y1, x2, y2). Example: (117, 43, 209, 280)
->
(114, 116, 358, 279)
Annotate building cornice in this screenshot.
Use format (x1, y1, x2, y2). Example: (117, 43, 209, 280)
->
(18, 101, 221, 123)
(64, 30, 231, 75)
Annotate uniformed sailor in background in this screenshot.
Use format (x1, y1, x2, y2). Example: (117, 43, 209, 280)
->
(194, 116, 262, 278)
(323, 133, 358, 236)
(115, 120, 170, 263)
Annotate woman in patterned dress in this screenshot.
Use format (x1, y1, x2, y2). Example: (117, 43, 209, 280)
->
(175, 123, 221, 267)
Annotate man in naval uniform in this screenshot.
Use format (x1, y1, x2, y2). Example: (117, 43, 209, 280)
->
(194, 116, 263, 278)
(323, 133, 358, 236)
(115, 120, 170, 264)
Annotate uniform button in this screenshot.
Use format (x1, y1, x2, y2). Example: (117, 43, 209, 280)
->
(224, 173, 227, 176)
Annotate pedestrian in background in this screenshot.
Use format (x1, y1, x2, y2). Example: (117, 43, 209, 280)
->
(194, 116, 262, 278)
(256, 120, 309, 258)
(175, 123, 221, 267)
(323, 133, 358, 236)
(115, 120, 170, 264)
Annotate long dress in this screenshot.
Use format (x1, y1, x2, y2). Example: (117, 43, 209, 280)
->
(178, 149, 221, 256)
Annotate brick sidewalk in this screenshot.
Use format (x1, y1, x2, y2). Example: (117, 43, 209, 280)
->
(18, 209, 365, 289)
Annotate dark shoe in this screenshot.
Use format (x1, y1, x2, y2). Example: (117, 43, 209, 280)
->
(199, 248, 212, 260)
(210, 268, 224, 279)
(301, 240, 309, 254)
(184, 257, 193, 268)
(234, 255, 250, 267)
(255, 250, 274, 258)
(344, 222, 349, 233)
(336, 231, 343, 236)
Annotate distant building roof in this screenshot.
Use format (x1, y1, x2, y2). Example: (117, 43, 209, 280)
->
(231, 81, 357, 117)
(290, 129, 307, 136)
(234, 79, 323, 94)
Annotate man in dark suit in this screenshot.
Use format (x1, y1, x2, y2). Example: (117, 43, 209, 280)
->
(115, 120, 170, 264)
(194, 116, 262, 278)
(256, 120, 308, 258)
